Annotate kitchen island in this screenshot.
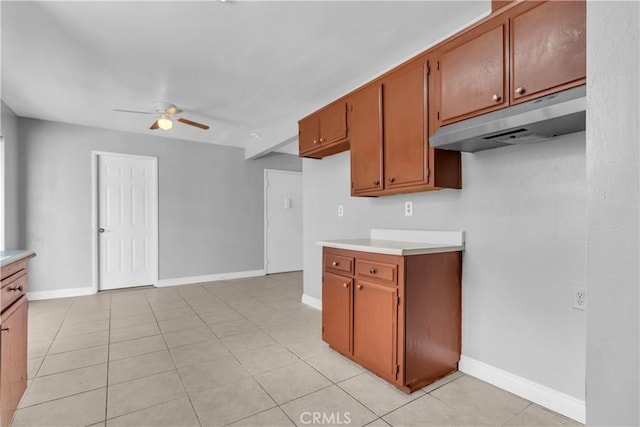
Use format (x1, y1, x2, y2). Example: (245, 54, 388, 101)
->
(318, 229, 463, 393)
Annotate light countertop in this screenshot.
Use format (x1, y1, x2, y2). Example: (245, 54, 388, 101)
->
(1, 250, 36, 268)
(317, 229, 464, 256)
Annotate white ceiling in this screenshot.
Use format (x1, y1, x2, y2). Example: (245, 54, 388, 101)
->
(1, 1, 489, 157)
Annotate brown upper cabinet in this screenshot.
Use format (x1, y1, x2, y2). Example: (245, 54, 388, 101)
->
(382, 61, 429, 191)
(349, 84, 383, 194)
(349, 59, 461, 197)
(510, 1, 586, 103)
(437, 19, 509, 125)
(298, 101, 348, 159)
(434, 0, 585, 129)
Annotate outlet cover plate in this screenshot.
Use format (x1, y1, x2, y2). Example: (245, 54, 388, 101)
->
(338, 205, 344, 217)
(573, 287, 586, 310)
(404, 201, 413, 217)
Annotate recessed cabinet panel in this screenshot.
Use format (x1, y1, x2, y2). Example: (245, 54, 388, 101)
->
(350, 85, 383, 194)
(298, 115, 320, 154)
(440, 22, 508, 124)
(511, 1, 586, 103)
(383, 62, 429, 189)
(353, 280, 397, 381)
(0, 297, 28, 427)
(318, 102, 348, 145)
(322, 272, 352, 356)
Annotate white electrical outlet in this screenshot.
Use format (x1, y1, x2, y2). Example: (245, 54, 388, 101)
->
(573, 287, 586, 310)
(404, 201, 413, 217)
(338, 205, 344, 217)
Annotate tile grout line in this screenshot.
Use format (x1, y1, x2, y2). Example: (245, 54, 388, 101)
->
(104, 293, 113, 425)
(145, 288, 204, 427)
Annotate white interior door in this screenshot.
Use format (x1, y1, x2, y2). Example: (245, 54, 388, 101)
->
(97, 153, 158, 290)
(265, 170, 303, 274)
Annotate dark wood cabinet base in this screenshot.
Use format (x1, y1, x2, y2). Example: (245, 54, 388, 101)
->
(322, 247, 462, 393)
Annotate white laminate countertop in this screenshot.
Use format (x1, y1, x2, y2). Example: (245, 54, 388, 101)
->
(0, 250, 36, 268)
(317, 229, 465, 256)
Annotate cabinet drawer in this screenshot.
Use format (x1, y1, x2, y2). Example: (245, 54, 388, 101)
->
(1, 271, 27, 313)
(356, 260, 397, 285)
(325, 254, 354, 275)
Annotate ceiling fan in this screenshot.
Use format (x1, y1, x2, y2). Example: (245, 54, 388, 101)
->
(113, 102, 210, 131)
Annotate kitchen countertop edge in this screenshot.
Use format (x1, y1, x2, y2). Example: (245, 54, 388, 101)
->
(317, 239, 464, 256)
(1, 250, 36, 268)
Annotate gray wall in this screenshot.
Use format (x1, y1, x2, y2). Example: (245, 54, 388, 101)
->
(17, 118, 301, 292)
(585, 2, 640, 425)
(1, 101, 21, 249)
(303, 132, 587, 400)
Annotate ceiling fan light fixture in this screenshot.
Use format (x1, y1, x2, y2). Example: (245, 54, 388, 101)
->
(157, 115, 173, 130)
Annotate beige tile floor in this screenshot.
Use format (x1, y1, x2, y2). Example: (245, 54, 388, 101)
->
(15, 272, 582, 427)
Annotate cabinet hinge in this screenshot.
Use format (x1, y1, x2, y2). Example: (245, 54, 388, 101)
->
(426, 168, 431, 181)
(397, 296, 401, 306)
(437, 111, 440, 120)
(426, 63, 431, 76)
(350, 104, 354, 112)
(437, 61, 440, 70)
(395, 364, 400, 375)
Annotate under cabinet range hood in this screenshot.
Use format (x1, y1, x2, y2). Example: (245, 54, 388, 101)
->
(430, 86, 586, 153)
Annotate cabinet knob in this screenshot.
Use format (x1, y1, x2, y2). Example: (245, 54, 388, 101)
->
(313, 139, 318, 144)
(9, 285, 23, 292)
(373, 180, 380, 186)
(492, 94, 501, 102)
(0, 328, 9, 333)
(356, 284, 363, 290)
(515, 86, 525, 95)
(319, 138, 325, 143)
(388, 177, 395, 183)
(332, 261, 339, 267)
(369, 268, 376, 274)
(342, 283, 349, 289)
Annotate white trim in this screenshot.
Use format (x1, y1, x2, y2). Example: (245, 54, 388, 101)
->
(301, 294, 322, 310)
(458, 355, 586, 424)
(156, 269, 265, 287)
(28, 286, 96, 301)
(263, 169, 303, 274)
(91, 151, 159, 292)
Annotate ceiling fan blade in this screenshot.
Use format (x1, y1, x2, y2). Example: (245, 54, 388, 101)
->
(113, 109, 156, 115)
(164, 106, 183, 115)
(177, 117, 210, 130)
(150, 120, 159, 130)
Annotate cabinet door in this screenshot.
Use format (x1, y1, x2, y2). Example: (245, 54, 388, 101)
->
(298, 115, 319, 155)
(322, 272, 352, 356)
(353, 280, 397, 381)
(0, 297, 28, 427)
(439, 20, 508, 124)
(350, 85, 383, 194)
(318, 101, 347, 146)
(383, 61, 428, 189)
(511, 1, 586, 103)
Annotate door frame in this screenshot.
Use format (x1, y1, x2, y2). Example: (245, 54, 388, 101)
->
(91, 151, 159, 293)
(263, 169, 303, 273)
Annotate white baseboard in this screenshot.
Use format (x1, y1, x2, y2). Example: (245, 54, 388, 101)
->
(156, 269, 266, 287)
(302, 294, 322, 310)
(459, 355, 586, 424)
(27, 286, 96, 301)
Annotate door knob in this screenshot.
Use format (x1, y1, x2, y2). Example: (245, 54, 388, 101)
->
(98, 228, 105, 233)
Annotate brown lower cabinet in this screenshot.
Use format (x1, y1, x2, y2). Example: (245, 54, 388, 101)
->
(322, 247, 462, 392)
(0, 256, 33, 427)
